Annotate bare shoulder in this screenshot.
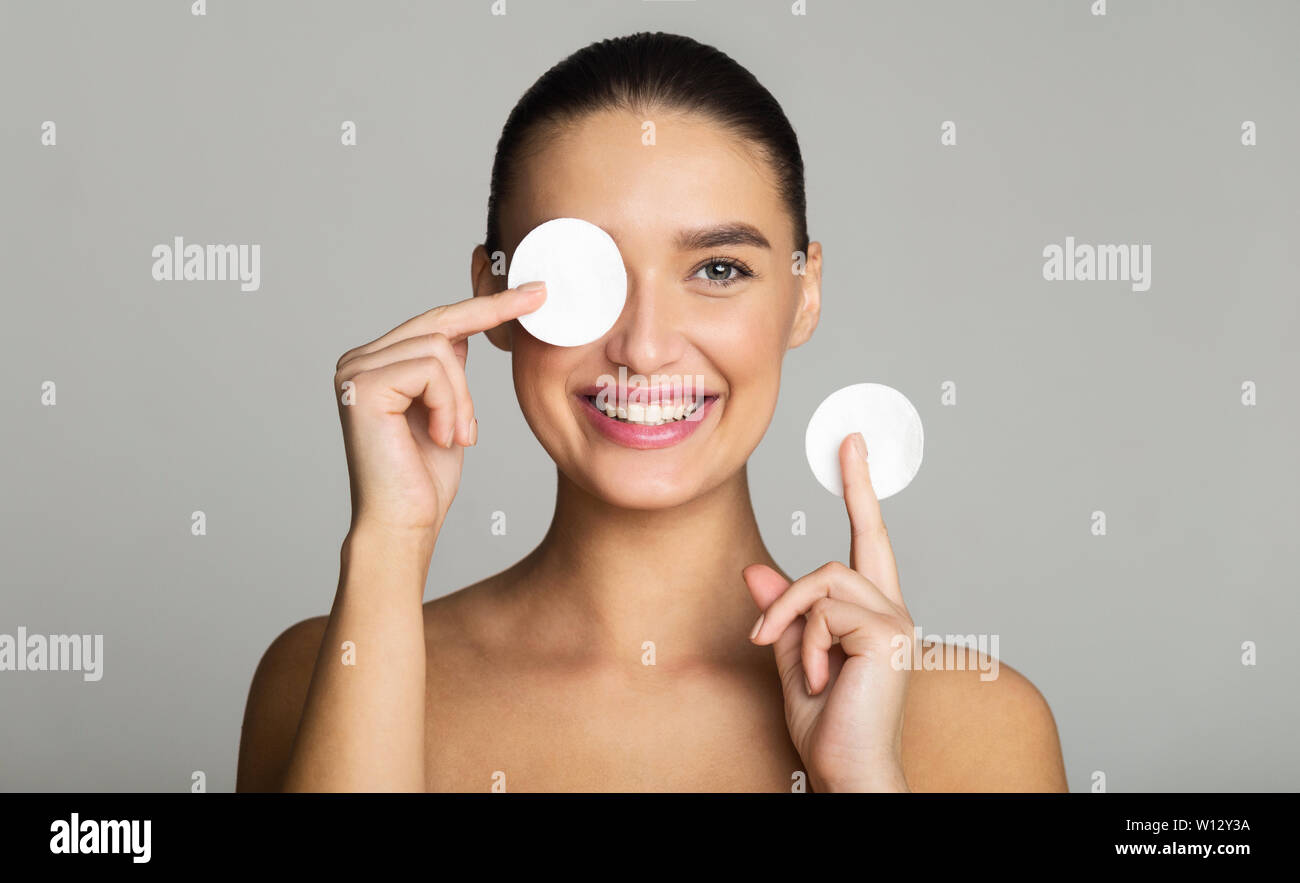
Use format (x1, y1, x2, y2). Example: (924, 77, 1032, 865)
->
(235, 615, 330, 792)
(234, 577, 497, 793)
(420, 574, 516, 655)
(901, 641, 1068, 793)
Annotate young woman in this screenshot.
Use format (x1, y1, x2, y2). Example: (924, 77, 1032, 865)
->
(236, 32, 1068, 793)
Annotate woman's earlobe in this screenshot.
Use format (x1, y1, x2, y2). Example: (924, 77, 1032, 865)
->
(788, 242, 823, 349)
(471, 244, 515, 352)
(484, 322, 514, 352)
(788, 304, 820, 350)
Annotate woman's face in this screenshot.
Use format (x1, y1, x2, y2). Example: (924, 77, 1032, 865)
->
(477, 108, 822, 510)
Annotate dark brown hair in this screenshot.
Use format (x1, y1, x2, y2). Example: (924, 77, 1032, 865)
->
(484, 31, 808, 257)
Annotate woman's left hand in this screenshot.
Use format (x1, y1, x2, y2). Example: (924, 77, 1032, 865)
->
(743, 432, 914, 792)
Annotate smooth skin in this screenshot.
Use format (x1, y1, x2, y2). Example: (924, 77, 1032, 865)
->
(237, 108, 1068, 792)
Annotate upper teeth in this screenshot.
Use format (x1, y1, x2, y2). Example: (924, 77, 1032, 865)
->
(596, 397, 705, 425)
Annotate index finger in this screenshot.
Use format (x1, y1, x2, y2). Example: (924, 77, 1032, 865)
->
(841, 432, 903, 605)
(348, 282, 547, 360)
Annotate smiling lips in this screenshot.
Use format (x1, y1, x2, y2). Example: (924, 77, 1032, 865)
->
(576, 391, 719, 450)
(575, 383, 716, 403)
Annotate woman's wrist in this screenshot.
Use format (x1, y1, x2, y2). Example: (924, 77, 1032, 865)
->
(813, 759, 911, 793)
(341, 520, 438, 591)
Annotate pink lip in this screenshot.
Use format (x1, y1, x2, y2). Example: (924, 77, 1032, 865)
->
(575, 383, 718, 403)
(576, 393, 719, 450)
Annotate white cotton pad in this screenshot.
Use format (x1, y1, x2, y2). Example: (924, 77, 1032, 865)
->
(804, 382, 924, 500)
(507, 217, 628, 347)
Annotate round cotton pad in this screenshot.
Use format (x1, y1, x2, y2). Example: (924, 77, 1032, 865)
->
(507, 218, 628, 347)
(805, 383, 924, 500)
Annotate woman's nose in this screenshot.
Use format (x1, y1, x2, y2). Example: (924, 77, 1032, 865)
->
(603, 277, 687, 375)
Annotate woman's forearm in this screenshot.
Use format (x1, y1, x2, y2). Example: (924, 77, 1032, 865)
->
(280, 524, 434, 791)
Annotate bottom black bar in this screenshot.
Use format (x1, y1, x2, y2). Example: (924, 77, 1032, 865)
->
(0, 793, 1282, 869)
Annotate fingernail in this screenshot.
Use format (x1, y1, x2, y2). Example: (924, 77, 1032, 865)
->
(470, 416, 478, 445)
(444, 425, 456, 448)
(748, 613, 764, 641)
(517, 280, 546, 293)
(852, 432, 868, 462)
(803, 673, 813, 695)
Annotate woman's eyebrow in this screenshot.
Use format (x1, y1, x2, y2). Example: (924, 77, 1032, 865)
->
(674, 223, 771, 251)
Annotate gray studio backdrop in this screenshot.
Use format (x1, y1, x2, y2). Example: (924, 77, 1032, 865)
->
(2, 0, 1297, 792)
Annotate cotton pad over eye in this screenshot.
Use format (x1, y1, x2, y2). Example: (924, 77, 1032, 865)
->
(805, 383, 924, 500)
(507, 218, 628, 347)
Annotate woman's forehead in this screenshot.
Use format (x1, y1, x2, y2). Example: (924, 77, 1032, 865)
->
(501, 109, 789, 255)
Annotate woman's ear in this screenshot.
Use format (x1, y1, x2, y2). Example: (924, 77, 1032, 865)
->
(471, 244, 516, 352)
(787, 240, 823, 350)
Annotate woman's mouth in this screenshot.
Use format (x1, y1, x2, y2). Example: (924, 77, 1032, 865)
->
(576, 393, 719, 450)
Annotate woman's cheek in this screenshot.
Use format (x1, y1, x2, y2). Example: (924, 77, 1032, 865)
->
(707, 300, 787, 379)
(510, 338, 573, 431)
(697, 324, 783, 439)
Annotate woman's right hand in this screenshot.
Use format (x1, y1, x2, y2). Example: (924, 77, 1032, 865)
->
(332, 282, 547, 541)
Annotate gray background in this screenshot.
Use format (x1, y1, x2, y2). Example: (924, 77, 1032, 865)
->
(1, 0, 1296, 792)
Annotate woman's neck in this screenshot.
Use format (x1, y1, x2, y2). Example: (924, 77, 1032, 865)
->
(509, 465, 786, 663)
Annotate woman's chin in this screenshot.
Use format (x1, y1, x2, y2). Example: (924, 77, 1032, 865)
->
(577, 470, 705, 511)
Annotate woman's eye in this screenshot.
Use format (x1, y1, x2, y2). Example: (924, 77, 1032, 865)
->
(701, 261, 735, 282)
(691, 258, 754, 288)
